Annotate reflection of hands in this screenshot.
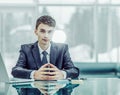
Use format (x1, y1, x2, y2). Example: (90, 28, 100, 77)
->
(34, 81, 66, 95)
(34, 63, 64, 80)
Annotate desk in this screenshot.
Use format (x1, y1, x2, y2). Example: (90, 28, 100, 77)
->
(0, 78, 120, 95)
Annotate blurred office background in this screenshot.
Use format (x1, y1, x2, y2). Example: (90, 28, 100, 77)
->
(0, 0, 120, 95)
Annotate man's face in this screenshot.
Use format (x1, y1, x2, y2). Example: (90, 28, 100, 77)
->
(35, 23, 54, 46)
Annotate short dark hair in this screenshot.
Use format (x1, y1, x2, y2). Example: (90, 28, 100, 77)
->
(35, 15, 56, 29)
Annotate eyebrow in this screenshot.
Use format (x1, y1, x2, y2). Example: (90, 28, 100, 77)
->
(40, 29, 45, 31)
(40, 28, 54, 32)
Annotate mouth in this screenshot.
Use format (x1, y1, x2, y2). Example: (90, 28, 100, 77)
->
(43, 39, 48, 42)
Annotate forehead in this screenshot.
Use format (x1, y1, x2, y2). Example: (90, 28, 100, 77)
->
(37, 23, 54, 31)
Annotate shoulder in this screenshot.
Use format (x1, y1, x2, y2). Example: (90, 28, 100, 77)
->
(20, 42, 37, 50)
(21, 43, 34, 49)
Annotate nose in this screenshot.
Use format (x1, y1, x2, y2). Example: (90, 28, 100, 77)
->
(44, 32, 49, 37)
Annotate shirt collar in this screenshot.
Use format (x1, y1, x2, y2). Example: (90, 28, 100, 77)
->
(37, 42, 51, 55)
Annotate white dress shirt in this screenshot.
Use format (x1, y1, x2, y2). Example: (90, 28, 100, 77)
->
(30, 42, 66, 79)
(38, 43, 51, 63)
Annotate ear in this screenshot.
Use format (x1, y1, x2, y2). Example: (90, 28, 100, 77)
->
(34, 29, 38, 35)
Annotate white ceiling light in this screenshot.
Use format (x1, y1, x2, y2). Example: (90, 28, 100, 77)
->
(52, 30, 66, 43)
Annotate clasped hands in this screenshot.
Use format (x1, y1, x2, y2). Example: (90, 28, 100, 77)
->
(34, 63, 64, 80)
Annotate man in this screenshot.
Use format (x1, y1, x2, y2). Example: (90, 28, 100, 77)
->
(11, 15, 79, 80)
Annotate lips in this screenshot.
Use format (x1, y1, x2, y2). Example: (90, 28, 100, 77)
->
(43, 39, 48, 42)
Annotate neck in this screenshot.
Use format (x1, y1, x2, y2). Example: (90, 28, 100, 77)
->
(39, 43, 49, 50)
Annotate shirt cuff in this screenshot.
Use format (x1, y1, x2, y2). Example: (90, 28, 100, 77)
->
(30, 70, 36, 79)
(61, 70, 67, 79)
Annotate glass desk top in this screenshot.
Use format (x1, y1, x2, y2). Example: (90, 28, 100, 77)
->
(0, 78, 120, 95)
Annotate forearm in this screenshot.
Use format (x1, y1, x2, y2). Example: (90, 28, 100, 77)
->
(11, 67, 33, 79)
(65, 67, 79, 79)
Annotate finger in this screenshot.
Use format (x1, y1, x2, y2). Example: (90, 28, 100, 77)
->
(39, 75, 49, 80)
(47, 71, 59, 75)
(41, 63, 50, 68)
(47, 75, 59, 80)
(49, 64, 57, 68)
(40, 71, 55, 75)
(42, 68, 58, 71)
(35, 74, 49, 80)
(41, 72, 58, 77)
(38, 64, 51, 71)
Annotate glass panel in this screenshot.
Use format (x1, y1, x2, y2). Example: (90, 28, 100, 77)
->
(0, 0, 34, 4)
(0, 78, 120, 95)
(0, 14, 3, 53)
(98, 0, 110, 4)
(111, 0, 120, 4)
(39, 0, 95, 4)
(39, 6, 94, 62)
(1, 11, 35, 77)
(73, 78, 120, 95)
(4, 12, 35, 54)
(111, 7, 120, 62)
(97, 7, 120, 62)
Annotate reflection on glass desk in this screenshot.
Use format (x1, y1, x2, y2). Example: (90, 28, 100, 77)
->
(0, 79, 82, 95)
(0, 78, 120, 95)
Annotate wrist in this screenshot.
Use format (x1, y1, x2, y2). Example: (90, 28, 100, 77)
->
(30, 70, 36, 79)
(33, 70, 38, 79)
(61, 70, 67, 79)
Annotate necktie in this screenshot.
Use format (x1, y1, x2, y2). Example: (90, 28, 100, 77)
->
(42, 51, 48, 64)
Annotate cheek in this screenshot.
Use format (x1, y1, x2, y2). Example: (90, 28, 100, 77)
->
(49, 34, 53, 39)
(37, 34, 42, 40)
(37, 32, 43, 37)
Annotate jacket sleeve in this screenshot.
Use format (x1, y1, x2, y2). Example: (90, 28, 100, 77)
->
(63, 45, 79, 79)
(11, 45, 33, 79)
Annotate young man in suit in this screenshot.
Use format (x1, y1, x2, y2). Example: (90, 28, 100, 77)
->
(11, 15, 79, 80)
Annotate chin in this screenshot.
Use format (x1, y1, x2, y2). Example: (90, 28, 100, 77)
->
(42, 42, 49, 45)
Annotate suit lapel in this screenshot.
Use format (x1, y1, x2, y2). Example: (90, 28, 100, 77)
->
(50, 42, 57, 65)
(32, 42, 42, 68)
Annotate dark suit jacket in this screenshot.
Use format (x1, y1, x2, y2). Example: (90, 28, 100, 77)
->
(11, 41, 79, 79)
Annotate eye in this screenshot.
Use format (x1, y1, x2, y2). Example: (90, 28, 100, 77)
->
(48, 30, 53, 34)
(40, 29, 45, 33)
